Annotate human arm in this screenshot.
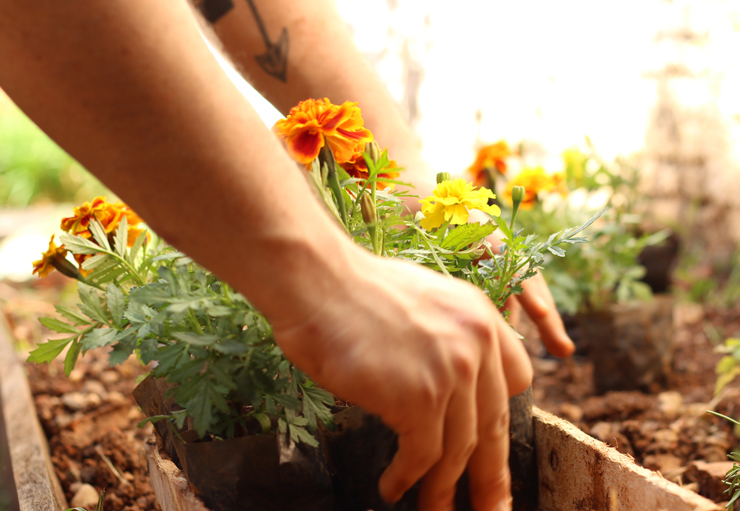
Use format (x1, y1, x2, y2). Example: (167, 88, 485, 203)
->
(0, 0, 530, 509)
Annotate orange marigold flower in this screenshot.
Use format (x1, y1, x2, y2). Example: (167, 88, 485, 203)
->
(61, 196, 145, 247)
(468, 140, 512, 187)
(273, 98, 373, 166)
(340, 151, 400, 191)
(504, 167, 563, 210)
(32, 235, 69, 278)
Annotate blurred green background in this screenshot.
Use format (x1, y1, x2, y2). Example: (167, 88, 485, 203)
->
(0, 94, 109, 208)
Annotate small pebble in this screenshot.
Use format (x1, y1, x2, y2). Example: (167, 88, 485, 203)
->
(84, 393, 102, 410)
(61, 392, 87, 411)
(55, 414, 73, 429)
(99, 370, 120, 385)
(70, 483, 99, 510)
(560, 403, 584, 423)
(83, 380, 107, 399)
(657, 391, 683, 419)
(590, 421, 613, 443)
(124, 471, 135, 482)
(106, 391, 127, 405)
(68, 368, 85, 383)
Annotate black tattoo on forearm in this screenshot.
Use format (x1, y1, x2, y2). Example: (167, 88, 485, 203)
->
(194, 0, 234, 24)
(245, 0, 288, 82)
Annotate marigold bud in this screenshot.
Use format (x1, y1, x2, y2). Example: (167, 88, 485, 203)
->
(365, 141, 381, 164)
(436, 172, 451, 184)
(360, 192, 377, 226)
(511, 185, 526, 205)
(51, 254, 84, 281)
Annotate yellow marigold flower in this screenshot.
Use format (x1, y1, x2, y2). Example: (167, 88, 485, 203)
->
(504, 167, 565, 210)
(419, 178, 501, 230)
(340, 150, 400, 190)
(467, 140, 512, 187)
(273, 98, 373, 166)
(61, 196, 145, 247)
(32, 235, 68, 278)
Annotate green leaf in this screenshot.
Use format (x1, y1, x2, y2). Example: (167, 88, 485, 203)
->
(288, 424, 319, 447)
(109, 334, 137, 366)
(81, 253, 109, 271)
(89, 218, 111, 251)
(64, 339, 82, 376)
(78, 284, 109, 323)
(28, 337, 75, 364)
(59, 233, 103, 255)
(127, 230, 148, 264)
(547, 246, 566, 257)
(172, 332, 217, 346)
(440, 223, 496, 252)
(81, 328, 117, 350)
(106, 284, 125, 326)
(567, 207, 608, 238)
(114, 214, 128, 257)
(39, 317, 80, 334)
(54, 305, 91, 326)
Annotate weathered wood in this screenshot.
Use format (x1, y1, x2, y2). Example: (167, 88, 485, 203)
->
(147, 405, 723, 511)
(0, 318, 67, 511)
(144, 442, 209, 511)
(534, 407, 720, 511)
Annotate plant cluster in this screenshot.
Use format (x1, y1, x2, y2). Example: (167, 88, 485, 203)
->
(30, 98, 598, 445)
(467, 139, 668, 314)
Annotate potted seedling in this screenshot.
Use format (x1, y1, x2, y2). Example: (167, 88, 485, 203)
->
(29, 98, 600, 511)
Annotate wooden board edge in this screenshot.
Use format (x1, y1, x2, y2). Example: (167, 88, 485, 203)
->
(145, 442, 210, 511)
(533, 406, 721, 511)
(0, 317, 68, 511)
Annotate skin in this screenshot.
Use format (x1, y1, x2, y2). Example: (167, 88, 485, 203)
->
(0, 1, 569, 509)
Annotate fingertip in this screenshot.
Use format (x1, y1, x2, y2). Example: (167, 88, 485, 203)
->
(378, 469, 404, 504)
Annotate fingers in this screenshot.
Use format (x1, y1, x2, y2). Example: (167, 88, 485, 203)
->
(418, 387, 478, 510)
(467, 322, 514, 511)
(502, 294, 522, 329)
(493, 311, 533, 397)
(379, 410, 445, 503)
(516, 272, 575, 358)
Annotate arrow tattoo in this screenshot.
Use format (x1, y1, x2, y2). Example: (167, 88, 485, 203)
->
(245, 0, 289, 82)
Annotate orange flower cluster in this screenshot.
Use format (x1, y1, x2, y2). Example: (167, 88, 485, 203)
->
(340, 151, 400, 191)
(504, 168, 567, 210)
(467, 141, 512, 187)
(34, 197, 147, 279)
(32, 235, 69, 278)
(61, 196, 146, 246)
(273, 98, 373, 166)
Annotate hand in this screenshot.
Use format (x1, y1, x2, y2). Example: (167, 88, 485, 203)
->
(504, 271, 575, 358)
(471, 209, 574, 358)
(272, 245, 532, 511)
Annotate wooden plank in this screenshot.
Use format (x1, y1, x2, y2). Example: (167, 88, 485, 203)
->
(144, 442, 209, 511)
(534, 407, 720, 511)
(0, 318, 67, 511)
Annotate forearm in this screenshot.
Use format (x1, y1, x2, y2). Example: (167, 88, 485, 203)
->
(0, 0, 354, 326)
(206, 0, 437, 205)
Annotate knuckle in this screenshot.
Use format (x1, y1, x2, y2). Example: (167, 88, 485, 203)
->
(480, 409, 510, 443)
(449, 345, 478, 384)
(452, 436, 478, 466)
(470, 467, 511, 500)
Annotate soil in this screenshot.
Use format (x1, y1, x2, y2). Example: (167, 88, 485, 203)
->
(2, 276, 740, 509)
(524, 301, 740, 505)
(1, 279, 160, 511)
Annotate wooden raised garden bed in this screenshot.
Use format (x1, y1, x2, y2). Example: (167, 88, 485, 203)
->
(0, 317, 723, 511)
